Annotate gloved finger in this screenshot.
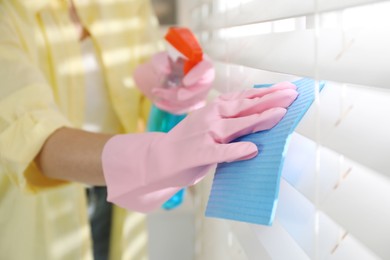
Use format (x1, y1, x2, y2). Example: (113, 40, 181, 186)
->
(152, 86, 179, 101)
(151, 51, 172, 75)
(155, 99, 206, 115)
(219, 88, 298, 118)
(211, 107, 287, 143)
(185, 141, 258, 169)
(133, 62, 162, 98)
(154, 101, 185, 114)
(152, 80, 210, 102)
(219, 81, 296, 101)
(110, 186, 182, 213)
(182, 59, 215, 86)
(180, 164, 215, 187)
(213, 142, 258, 163)
(155, 86, 209, 112)
(177, 82, 211, 101)
(160, 87, 296, 117)
(178, 141, 259, 186)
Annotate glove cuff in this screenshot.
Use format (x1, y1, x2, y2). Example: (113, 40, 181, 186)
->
(102, 132, 166, 211)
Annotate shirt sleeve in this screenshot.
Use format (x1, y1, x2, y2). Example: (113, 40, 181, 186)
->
(0, 5, 71, 193)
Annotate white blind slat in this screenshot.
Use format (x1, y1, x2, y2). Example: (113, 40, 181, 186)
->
(204, 26, 390, 89)
(228, 222, 272, 260)
(192, 0, 385, 30)
(212, 62, 300, 93)
(276, 179, 337, 259)
(283, 133, 390, 259)
(282, 133, 339, 203)
(254, 220, 310, 260)
(277, 179, 381, 259)
(296, 82, 390, 175)
(321, 163, 390, 259)
(330, 235, 382, 260)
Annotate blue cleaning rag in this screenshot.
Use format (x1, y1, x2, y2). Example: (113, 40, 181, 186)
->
(205, 78, 325, 225)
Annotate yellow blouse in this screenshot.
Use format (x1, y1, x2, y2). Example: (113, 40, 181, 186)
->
(0, 0, 162, 259)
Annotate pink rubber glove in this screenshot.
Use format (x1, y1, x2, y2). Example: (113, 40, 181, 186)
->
(102, 82, 298, 213)
(133, 51, 215, 114)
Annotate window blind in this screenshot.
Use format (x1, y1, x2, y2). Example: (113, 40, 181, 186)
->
(179, 0, 390, 259)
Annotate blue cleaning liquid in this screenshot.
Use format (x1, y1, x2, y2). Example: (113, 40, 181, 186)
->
(147, 104, 187, 210)
(162, 189, 186, 210)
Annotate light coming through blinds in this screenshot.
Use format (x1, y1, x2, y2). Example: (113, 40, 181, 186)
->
(179, 0, 390, 259)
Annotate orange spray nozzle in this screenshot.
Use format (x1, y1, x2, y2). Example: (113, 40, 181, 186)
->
(164, 27, 203, 74)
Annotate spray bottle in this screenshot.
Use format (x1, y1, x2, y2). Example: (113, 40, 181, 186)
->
(147, 27, 203, 210)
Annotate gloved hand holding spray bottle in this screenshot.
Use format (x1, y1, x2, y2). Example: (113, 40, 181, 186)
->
(147, 27, 207, 210)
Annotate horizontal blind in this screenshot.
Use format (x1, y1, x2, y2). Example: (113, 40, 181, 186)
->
(190, 0, 387, 30)
(196, 3, 390, 89)
(182, 0, 390, 259)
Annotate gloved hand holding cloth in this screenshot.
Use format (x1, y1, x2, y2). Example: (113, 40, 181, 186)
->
(102, 82, 298, 213)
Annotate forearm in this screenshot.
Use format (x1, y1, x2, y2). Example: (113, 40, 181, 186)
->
(36, 127, 113, 186)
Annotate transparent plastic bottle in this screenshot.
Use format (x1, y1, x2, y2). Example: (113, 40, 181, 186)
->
(165, 57, 185, 88)
(147, 105, 187, 210)
(147, 57, 187, 210)
(148, 26, 203, 210)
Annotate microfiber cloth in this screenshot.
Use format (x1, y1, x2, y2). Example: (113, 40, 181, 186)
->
(205, 78, 325, 225)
